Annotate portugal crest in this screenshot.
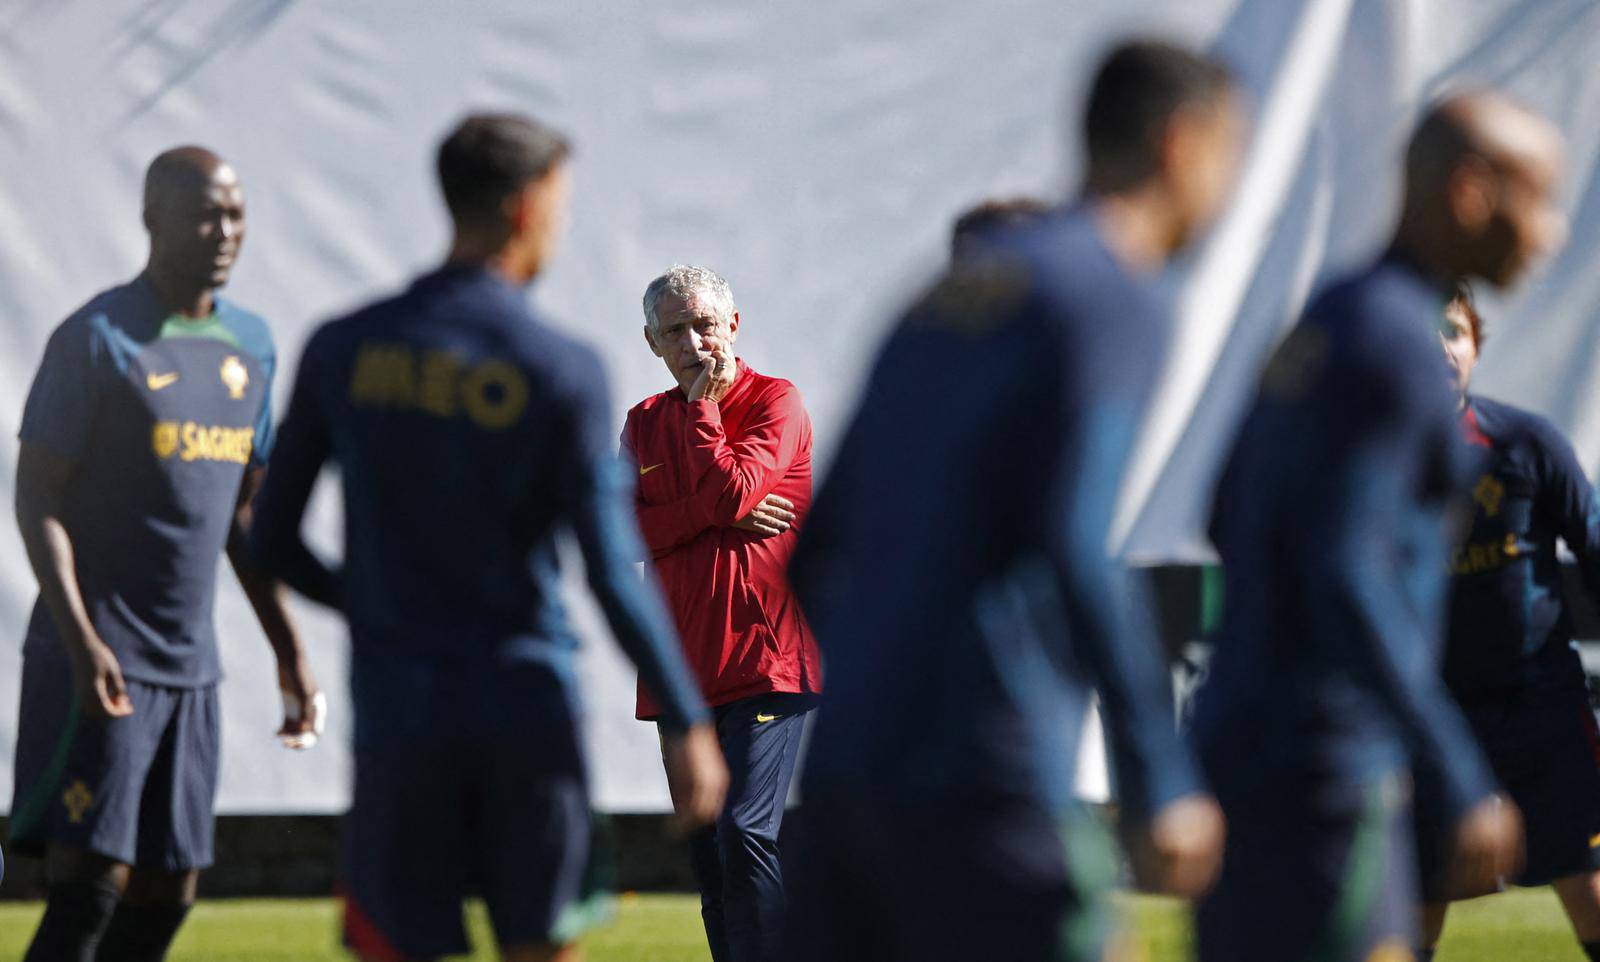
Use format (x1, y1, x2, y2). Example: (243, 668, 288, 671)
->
(1472, 474, 1504, 518)
(151, 421, 179, 460)
(220, 355, 249, 400)
(62, 779, 93, 824)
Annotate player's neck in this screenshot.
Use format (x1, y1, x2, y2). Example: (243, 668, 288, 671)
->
(140, 268, 214, 319)
(1390, 213, 1464, 287)
(1086, 188, 1174, 275)
(446, 234, 537, 286)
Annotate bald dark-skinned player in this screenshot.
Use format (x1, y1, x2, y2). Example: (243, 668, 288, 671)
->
(11, 147, 323, 962)
(1195, 92, 1566, 962)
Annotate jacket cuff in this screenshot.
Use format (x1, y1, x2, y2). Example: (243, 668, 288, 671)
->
(687, 398, 722, 422)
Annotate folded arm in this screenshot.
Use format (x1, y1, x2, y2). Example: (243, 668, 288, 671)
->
(631, 385, 808, 555)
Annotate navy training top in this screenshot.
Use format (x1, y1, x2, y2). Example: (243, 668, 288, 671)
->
(1195, 252, 1497, 821)
(250, 265, 708, 731)
(1443, 395, 1600, 698)
(19, 277, 275, 688)
(789, 205, 1201, 818)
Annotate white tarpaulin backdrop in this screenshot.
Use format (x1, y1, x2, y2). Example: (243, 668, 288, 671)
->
(2, 0, 1599, 812)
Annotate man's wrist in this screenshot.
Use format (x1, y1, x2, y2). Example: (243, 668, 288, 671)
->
(273, 647, 311, 672)
(51, 616, 99, 661)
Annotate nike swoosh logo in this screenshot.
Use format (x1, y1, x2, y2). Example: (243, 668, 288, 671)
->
(146, 371, 180, 391)
(755, 713, 777, 723)
(640, 463, 664, 476)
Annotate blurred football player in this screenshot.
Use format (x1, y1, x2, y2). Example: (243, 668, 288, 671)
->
(785, 39, 1244, 962)
(1414, 285, 1600, 962)
(12, 147, 322, 962)
(250, 114, 728, 962)
(1195, 92, 1567, 962)
(950, 196, 1053, 261)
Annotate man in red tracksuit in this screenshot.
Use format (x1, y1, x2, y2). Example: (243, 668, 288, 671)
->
(622, 264, 820, 962)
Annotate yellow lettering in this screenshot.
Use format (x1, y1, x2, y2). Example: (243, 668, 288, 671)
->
(1450, 535, 1527, 575)
(349, 343, 417, 407)
(462, 360, 528, 431)
(417, 350, 461, 417)
(170, 422, 253, 465)
(347, 342, 527, 431)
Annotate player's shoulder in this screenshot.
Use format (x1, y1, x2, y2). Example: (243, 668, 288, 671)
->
(296, 295, 390, 366)
(1009, 207, 1145, 306)
(922, 206, 1153, 353)
(516, 306, 603, 373)
(53, 278, 151, 343)
(321, 286, 410, 336)
(213, 298, 274, 364)
(1307, 259, 1442, 366)
(508, 307, 611, 408)
(1024, 210, 1165, 361)
(1472, 396, 1570, 455)
(1311, 257, 1441, 331)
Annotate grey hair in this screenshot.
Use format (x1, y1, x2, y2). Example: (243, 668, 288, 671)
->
(642, 265, 737, 332)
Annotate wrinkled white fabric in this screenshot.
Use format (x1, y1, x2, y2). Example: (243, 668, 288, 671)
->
(0, 1, 1596, 811)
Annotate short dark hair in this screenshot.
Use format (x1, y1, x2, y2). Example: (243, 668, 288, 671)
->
(1083, 40, 1233, 190)
(951, 197, 1053, 256)
(1448, 280, 1486, 348)
(437, 113, 570, 228)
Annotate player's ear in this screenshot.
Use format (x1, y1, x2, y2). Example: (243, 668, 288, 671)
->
(1446, 157, 1496, 235)
(727, 311, 740, 339)
(1157, 110, 1200, 193)
(644, 325, 664, 358)
(504, 187, 533, 236)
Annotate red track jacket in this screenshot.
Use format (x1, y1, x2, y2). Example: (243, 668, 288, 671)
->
(622, 360, 822, 717)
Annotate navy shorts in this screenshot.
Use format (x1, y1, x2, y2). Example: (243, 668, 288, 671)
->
(9, 651, 219, 871)
(1416, 671, 1600, 894)
(342, 657, 605, 960)
(782, 790, 1115, 962)
(1197, 771, 1416, 962)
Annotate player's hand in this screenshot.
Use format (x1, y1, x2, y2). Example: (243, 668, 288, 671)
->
(277, 657, 327, 750)
(686, 339, 736, 404)
(69, 638, 133, 720)
(1446, 794, 1523, 896)
(1125, 792, 1226, 899)
(662, 723, 729, 834)
(733, 494, 796, 537)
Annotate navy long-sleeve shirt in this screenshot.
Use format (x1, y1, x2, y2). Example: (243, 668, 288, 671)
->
(250, 265, 708, 731)
(1444, 396, 1600, 698)
(1195, 253, 1497, 821)
(789, 205, 1200, 818)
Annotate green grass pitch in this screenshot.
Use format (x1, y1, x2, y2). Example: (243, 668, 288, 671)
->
(0, 889, 1585, 960)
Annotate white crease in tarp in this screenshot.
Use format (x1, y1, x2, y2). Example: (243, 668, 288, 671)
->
(1, 1, 1598, 812)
